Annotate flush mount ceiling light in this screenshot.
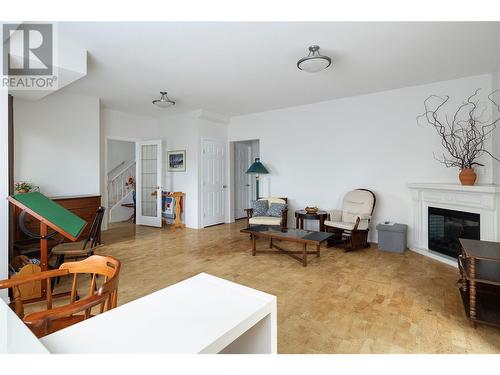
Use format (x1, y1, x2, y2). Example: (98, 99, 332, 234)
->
(152, 91, 175, 108)
(297, 45, 332, 73)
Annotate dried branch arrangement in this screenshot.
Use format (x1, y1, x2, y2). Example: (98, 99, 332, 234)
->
(417, 89, 500, 169)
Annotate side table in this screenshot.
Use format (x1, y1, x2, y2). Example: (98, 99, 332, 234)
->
(459, 238, 500, 328)
(295, 210, 328, 232)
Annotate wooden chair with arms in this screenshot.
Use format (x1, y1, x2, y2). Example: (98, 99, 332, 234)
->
(245, 197, 288, 228)
(0, 255, 120, 338)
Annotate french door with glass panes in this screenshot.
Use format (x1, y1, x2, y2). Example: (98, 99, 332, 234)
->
(136, 140, 162, 227)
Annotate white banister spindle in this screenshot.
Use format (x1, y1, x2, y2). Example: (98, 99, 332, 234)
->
(108, 161, 136, 210)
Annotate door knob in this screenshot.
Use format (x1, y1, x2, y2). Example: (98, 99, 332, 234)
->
(245, 184, 250, 187)
(223, 185, 227, 188)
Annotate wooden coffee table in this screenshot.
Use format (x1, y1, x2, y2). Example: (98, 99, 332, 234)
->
(240, 225, 334, 267)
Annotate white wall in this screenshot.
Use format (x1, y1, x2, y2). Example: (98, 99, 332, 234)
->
(101, 108, 160, 141)
(159, 111, 200, 228)
(159, 110, 228, 229)
(492, 26, 500, 185)
(228, 74, 494, 242)
(107, 139, 135, 173)
(14, 91, 100, 197)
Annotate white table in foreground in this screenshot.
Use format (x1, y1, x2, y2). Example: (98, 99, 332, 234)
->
(41, 273, 277, 353)
(0, 298, 49, 353)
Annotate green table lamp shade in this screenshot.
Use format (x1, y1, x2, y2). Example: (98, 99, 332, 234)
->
(245, 158, 269, 175)
(245, 158, 269, 200)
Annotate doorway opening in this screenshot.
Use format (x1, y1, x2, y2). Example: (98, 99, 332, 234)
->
(232, 140, 260, 220)
(105, 138, 136, 226)
(105, 138, 163, 229)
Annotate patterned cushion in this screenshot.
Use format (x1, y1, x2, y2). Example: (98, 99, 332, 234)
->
(251, 200, 268, 216)
(266, 203, 286, 217)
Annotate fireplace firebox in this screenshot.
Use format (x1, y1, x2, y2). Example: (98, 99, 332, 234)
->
(428, 207, 480, 259)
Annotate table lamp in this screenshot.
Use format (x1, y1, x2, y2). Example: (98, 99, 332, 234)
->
(245, 158, 269, 200)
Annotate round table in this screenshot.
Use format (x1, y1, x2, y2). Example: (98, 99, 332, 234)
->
(294, 210, 329, 232)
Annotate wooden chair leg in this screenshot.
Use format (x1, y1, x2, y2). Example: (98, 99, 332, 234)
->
(326, 228, 346, 249)
(344, 234, 353, 252)
(55, 254, 65, 285)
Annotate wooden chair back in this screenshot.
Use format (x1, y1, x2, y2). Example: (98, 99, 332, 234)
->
(0, 255, 120, 338)
(83, 206, 105, 249)
(0, 268, 69, 319)
(59, 254, 120, 307)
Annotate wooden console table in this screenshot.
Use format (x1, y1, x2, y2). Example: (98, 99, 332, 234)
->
(458, 238, 500, 328)
(166, 192, 185, 229)
(152, 191, 185, 229)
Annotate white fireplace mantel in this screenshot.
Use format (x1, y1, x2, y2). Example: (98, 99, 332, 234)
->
(407, 183, 500, 194)
(407, 182, 500, 267)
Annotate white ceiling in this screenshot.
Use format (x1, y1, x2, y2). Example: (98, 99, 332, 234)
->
(58, 22, 500, 118)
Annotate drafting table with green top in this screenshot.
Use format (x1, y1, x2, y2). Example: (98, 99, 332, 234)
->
(7, 192, 87, 299)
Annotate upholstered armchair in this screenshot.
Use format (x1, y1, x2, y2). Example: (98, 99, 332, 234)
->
(245, 197, 288, 228)
(324, 189, 376, 250)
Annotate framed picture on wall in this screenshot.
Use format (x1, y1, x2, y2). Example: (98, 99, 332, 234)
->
(167, 150, 186, 172)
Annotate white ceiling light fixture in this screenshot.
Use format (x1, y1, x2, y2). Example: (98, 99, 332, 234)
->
(152, 91, 176, 108)
(297, 45, 332, 73)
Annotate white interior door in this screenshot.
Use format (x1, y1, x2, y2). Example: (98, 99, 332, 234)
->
(234, 143, 252, 219)
(202, 139, 226, 227)
(136, 140, 162, 227)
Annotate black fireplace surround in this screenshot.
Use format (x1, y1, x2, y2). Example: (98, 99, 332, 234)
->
(428, 207, 480, 259)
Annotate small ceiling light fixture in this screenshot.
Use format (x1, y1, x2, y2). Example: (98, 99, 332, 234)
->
(297, 45, 332, 73)
(152, 91, 176, 108)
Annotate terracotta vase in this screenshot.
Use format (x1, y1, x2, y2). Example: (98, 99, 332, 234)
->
(459, 168, 477, 186)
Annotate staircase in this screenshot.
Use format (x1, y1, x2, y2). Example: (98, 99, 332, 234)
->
(107, 160, 136, 210)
